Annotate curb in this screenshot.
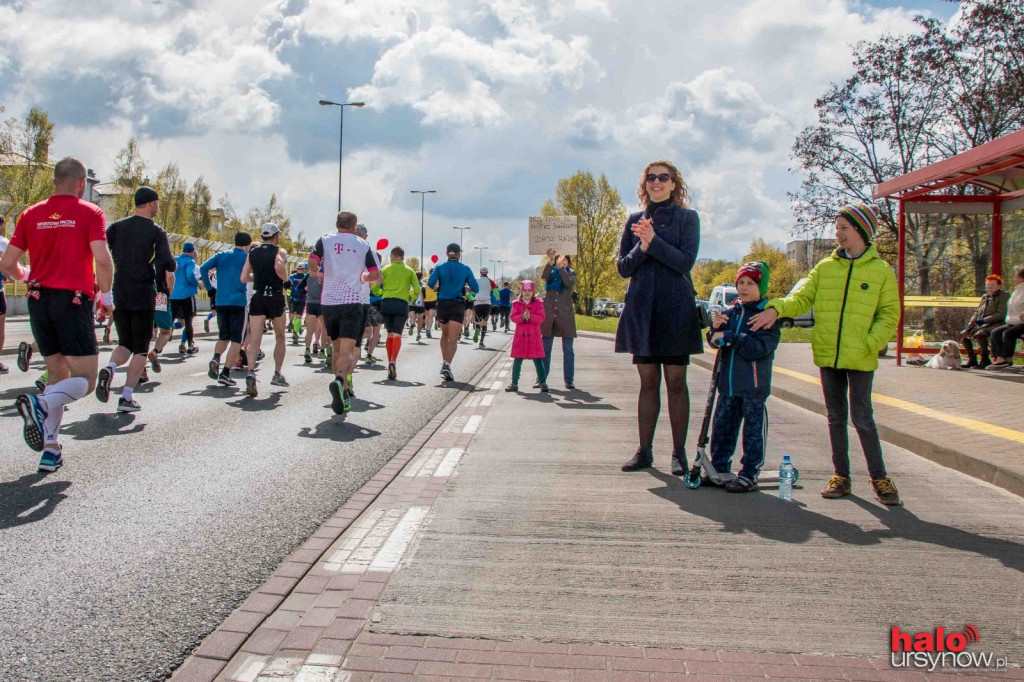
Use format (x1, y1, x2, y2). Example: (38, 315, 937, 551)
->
(578, 331, 1024, 499)
(170, 339, 512, 681)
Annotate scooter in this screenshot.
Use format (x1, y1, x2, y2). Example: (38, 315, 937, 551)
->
(682, 341, 799, 490)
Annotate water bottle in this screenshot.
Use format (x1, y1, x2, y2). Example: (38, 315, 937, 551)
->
(779, 455, 794, 500)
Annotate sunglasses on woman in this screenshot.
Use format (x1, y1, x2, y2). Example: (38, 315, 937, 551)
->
(646, 173, 671, 183)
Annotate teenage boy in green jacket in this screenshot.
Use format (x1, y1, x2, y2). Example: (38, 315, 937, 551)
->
(750, 204, 901, 505)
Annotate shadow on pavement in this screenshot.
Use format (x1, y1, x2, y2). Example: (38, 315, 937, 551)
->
(134, 381, 162, 394)
(322, 398, 385, 414)
(63, 412, 144, 440)
(227, 392, 284, 411)
(298, 420, 382, 441)
(0, 387, 36, 401)
(513, 392, 557, 404)
(372, 380, 426, 388)
(554, 389, 617, 410)
(434, 381, 475, 390)
(0, 473, 71, 529)
(647, 469, 1024, 572)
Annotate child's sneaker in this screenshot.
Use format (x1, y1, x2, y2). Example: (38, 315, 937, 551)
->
(870, 477, 901, 505)
(821, 474, 852, 498)
(539, 382, 549, 392)
(725, 476, 758, 493)
(505, 383, 519, 392)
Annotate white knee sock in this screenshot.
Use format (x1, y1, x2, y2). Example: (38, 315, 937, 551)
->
(40, 377, 89, 443)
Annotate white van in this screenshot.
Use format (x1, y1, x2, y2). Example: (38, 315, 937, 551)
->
(777, 277, 815, 328)
(708, 284, 738, 314)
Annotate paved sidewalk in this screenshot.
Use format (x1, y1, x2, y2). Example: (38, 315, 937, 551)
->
(172, 337, 1023, 682)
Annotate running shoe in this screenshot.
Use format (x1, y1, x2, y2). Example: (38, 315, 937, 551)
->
(138, 370, 149, 385)
(148, 350, 162, 373)
(103, 327, 111, 344)
(473, 328, 479, 342)
(17, 341, 32, 372)
(416, 332, 422, 342)
(239, 348, 248, 366)
(187, 346, 199, 355)
(304, 348, 312, 364)
(271, 372, 289, 387)
(218, 372, 237, 387)
(208, 358, 220, 380)
(204, 318, 210, 333)
(292, 331, 299, 345)
(329, 379, 345, 414)
(408, 325, 414, 337)
(364, 352, 375, 364)
(425, 330, 432, 339)
(257, 349, 265, 362)
(325, 345, 333, 360)
(34, 375, 47, 392)
(235, 358, 244, 370)
(38, 447, 63, 473)
(312, 343, 319, 354)
(245, 372, 258, 397)
(318, 349, 327, 360)
(441, 364, 453, 382)
(346, 374, 355, 396)
(387, 363, 396, 380)
(16, 393, 47, 453)
(0, 362, 7, 374)
(117, 397, 141, 413)
(179, 343, 187, 355)
(478, 340, 485, 349)
(96, 367, 113, 403)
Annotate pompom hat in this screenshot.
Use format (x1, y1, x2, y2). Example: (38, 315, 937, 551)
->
(837, 203, 878, 244)
(736, 261, 770, 299)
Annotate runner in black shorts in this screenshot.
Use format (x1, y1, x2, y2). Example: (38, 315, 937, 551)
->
(241, 223, 290, 395)
(200, 231, 252, 386)
(1, 157, 114, 471)
(473, 267, 496, 349)
(378, 246, 419, 380)
(315, 212, 381, 414)
(427, 244, 479, 382)
(96, 187, 176, 412)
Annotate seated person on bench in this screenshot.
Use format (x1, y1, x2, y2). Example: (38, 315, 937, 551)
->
(987, 265, 1024, 368)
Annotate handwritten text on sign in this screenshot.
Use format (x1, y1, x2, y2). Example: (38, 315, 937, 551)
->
(528, 216, 578, 255)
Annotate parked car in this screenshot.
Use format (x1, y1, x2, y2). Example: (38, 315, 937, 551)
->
(708, 284, 738, 315)
(776, 277, 814, 328)
(612, 303, 625, 317)
(593, 300, 614, 317)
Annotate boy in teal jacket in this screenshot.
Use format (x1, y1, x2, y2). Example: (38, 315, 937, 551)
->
(750, 204, 901, 505)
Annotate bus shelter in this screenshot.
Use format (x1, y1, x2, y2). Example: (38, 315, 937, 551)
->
(872, 128, 1024, 365)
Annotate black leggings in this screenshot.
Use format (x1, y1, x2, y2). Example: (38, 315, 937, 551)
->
(636, 364, 689, 451)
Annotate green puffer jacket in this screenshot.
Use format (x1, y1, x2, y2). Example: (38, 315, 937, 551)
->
(767, 245, 899, 372)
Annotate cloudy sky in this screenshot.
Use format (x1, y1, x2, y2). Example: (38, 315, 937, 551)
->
(0, 0, 957, 276)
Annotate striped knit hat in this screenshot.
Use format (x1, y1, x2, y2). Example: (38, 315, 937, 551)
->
(836, 203, 878, 244)
(736, 261, 770, 299)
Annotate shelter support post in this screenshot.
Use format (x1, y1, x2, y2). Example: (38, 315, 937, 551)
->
(992, 201, 1003, 278)
(897, 200, 906, 367)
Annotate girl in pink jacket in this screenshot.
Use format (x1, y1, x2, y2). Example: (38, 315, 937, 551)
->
(507, 280, 548, 392)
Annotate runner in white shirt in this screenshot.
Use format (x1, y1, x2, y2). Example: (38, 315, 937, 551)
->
(312, 212, 382, 414)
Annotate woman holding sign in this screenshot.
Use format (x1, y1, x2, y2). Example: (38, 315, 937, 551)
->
(616, 160, 703, 475)
(540, 249, 577, 389)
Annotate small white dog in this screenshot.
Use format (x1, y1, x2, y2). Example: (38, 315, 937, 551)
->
(925, 340, 963, 370)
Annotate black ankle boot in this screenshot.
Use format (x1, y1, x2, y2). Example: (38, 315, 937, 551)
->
(671, 448, 688, 476)
(622, 447, 653, 472)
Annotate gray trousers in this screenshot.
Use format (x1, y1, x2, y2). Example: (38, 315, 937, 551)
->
(819, 367, 887, 479)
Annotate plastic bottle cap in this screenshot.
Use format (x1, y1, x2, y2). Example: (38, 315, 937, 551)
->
(782, 455, 791, 462)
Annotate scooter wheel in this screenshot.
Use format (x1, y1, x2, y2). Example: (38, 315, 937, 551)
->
(792, 468, 799, 484)
(683, 468, 702, 489)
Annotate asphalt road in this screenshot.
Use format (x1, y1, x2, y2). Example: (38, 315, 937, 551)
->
(0, 323, 507, 681)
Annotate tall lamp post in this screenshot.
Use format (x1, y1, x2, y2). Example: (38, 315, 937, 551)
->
(318, 99, 366, 211)
(410, 189, 436, 273)
(495, 260, 508, 282)
(474, 246, 488, 270)
(452, 226, 471, 252)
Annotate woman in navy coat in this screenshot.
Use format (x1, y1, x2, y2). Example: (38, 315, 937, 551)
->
(616, 160, 703, 474)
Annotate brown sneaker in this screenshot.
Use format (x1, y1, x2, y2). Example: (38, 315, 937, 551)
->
(821, 474, 851, 498)
(871, 477, 901, 506)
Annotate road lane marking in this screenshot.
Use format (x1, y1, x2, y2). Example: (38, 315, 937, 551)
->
(370, 506, 429, 571)
(463, 415, 483, 433)
(481, 394, 494, 406)
(772, 366, 1024, 445)
(435, 447, 465, 477)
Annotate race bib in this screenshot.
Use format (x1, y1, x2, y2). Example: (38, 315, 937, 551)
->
(155, 293, 168, 311)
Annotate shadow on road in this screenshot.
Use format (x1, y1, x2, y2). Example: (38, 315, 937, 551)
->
(134, 381, 162, 394)
(0, 387, 37, 401)
(434, 381, 475, 390)
(0, 473, 71, 529)
(372, 380, 426, 388)
(647, 469, 1024, 572)
(298, 420, 382, 441)
(63, 413, 144, 440)
(554, 389, 616, 410)
(227, 392, 284, 411)
(180, 387, 237, 398)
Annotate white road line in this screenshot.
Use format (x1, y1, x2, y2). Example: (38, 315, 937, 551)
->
(370, 506, 429, 571)
(295, 664, 342, 681)
(463, 415, 483, 433)
(481, 394, 494, 407)
(232, 654, 270, 682)
(490, 381, 503, 390)
(434, 447, 465, 477)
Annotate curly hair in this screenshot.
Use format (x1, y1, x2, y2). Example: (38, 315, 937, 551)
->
(637, 160, 689, 210)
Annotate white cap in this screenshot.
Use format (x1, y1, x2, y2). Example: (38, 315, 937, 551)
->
(261, 222, 280, 238)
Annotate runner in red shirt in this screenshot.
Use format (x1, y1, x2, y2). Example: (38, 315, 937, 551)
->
(0, 157, 114, 472)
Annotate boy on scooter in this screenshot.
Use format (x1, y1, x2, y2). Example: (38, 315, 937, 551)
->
(707, 261, 781, 493)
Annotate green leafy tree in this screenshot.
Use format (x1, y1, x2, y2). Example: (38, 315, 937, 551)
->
(541, 171, 627, 314)
(0, 106, 56, 209)
(154, 162, 190, 235)
(187, 175, 212, 238)
(743, 239, 800, 299)
(111, 137, 147, 218)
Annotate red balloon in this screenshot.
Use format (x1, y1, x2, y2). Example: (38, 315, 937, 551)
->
(376, 238, 389, 250)
(430, 254, 439, 264)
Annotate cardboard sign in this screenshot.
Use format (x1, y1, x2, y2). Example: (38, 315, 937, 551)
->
(528, 216, 578, 255)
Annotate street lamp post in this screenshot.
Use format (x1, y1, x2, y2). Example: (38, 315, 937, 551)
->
(410, 190, 436, 273)
(318, 99, 366, 211)
(474, 246, 488, 270)
(452, 226, 471, 252)
(495, 260, 508, 282)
